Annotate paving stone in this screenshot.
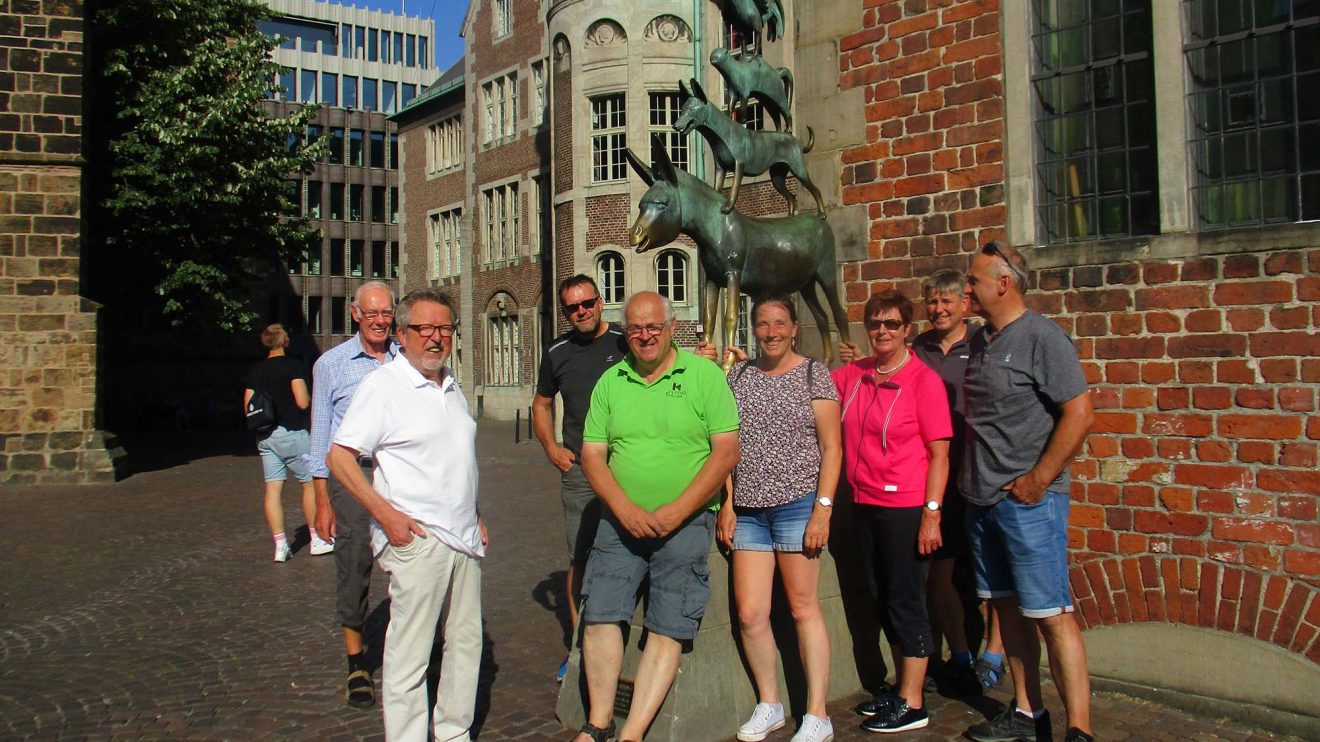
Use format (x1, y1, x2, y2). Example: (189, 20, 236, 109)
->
(0, 424, 1305, 740)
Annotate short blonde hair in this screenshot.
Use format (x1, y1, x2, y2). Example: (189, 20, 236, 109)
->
(261, 323, 288, 349)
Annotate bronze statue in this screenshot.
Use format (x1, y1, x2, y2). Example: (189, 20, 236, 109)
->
(674, 79, 825, 218)
(710, 47, 793, 132)
(626, 135, 849, 369)
(725, 0, 785, 48)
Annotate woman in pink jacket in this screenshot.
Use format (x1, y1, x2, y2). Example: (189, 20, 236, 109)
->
(833, 289, 951, 734)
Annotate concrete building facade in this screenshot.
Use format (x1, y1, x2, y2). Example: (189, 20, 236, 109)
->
(259, 0, 437, 353)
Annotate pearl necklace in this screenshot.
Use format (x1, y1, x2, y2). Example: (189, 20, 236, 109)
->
(875, 348, 910, 375)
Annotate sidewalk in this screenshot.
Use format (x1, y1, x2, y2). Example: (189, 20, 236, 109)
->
(0, 422, 1299, 740)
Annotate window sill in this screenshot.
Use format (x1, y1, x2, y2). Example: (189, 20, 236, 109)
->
(1023, 222, 1320, 271)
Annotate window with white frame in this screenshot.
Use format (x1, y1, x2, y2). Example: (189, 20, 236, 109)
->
(656, 250, 687, 303)
(494, 0, 512, 39)
(481, 182, 520, 264)
(649, 92, 689, 171)
(532, 59, 547, 126)
(597, 251, 625, 304)
(732, 294, 755, 355)
(592, 94, 628, 182)
(430, 208, 461, 281)
(427, 116, 462, 173)
(486, 297, 520, 387)
(1031, 0, 1158, 243)
(482, 73, 518, 144)
(532, 175, 550, 255)
(1184, 1, 1320, 227)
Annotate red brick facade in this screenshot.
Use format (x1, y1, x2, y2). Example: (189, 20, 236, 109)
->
(839, 0, 1320, 662)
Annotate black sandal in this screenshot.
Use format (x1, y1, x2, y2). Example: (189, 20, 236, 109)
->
(577, 720, 615, 742)
(346, 669, 375, 708)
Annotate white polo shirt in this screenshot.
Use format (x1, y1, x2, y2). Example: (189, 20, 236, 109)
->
(333, 355, 483, 558)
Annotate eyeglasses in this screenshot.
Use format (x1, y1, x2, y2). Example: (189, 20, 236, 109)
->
(980, 242, 1030, 288)
(405, 323, 459, 338)
(624, 323, 668, 338)
(865, 318, 907, 331)
(355, 309, 395, 321)
(561, 296, 601, 314)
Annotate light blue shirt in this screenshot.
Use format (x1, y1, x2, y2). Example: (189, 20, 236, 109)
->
(307, 332, 399, 479)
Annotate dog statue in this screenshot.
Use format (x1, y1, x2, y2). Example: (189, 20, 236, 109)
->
(710, 47, 793, 132)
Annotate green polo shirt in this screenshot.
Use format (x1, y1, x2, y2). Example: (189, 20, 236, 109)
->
(582, 345, 740, 512)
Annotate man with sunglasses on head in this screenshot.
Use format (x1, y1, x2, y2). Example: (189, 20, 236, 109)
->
(532, 274, 628, 683)
(329, 288, 486, 742)
(308, 280, 398, 709)
(962, 243, 1095, 742)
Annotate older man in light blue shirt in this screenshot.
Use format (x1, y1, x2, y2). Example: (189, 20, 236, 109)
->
(308, 280, 398, 710)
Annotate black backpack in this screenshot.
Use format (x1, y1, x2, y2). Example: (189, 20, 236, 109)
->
(245, 388, 278, 435)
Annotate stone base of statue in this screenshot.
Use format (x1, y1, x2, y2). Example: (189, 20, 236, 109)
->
(556, 499, 894, 741)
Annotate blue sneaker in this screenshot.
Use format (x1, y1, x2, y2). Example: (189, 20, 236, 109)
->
(556, 656, 569, 683)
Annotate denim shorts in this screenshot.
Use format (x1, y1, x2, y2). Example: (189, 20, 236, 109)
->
(966, 490, 1073, 618)
(581, 510, 715, 641)
(257, 426, 312, 483)
(732, 491, 816, 552)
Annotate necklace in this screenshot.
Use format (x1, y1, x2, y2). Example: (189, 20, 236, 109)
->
(875, 348, 910, 375)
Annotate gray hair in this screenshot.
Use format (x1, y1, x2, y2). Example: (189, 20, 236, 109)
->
(977, 242, 1033, 292)
(922, 269, 966, 300)
(622, 291, 675, 324)
(395, 288, 457, 329)
(353, 280, 396, 307)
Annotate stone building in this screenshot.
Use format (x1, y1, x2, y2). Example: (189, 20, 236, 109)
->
(390, 0, 1320, 723)
(0, 0, 117, 484)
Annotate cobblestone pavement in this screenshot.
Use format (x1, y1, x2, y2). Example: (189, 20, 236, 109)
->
(0, 422, 1301, 741)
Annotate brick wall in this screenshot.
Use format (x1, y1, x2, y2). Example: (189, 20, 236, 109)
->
(585, 193, 629, 251)
(553, 202, 573, 334)
(839, 0, 1004, 320)
(837, 0, 1320, 663)
(0, 0, 117, 483)
(552, 36, 572, 195)
(397, 105, 465, 293)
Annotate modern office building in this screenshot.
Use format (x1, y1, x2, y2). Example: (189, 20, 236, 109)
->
(259, 0, 439, 352)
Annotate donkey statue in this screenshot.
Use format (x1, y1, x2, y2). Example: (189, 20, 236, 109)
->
(626, 135, 850, 370)
(726, 0, 785, 48)
(674, 79, 825, 218)
(710, 47, 794, 132)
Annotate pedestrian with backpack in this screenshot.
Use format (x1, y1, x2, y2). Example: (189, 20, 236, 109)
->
(244, 323, 331, 562)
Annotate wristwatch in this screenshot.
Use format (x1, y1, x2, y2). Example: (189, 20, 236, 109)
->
(816, 496, 834, 508)
(925, 500, 942, 512)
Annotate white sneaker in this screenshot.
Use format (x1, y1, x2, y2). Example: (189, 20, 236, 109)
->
(273, 543, 291, 562)
(790, 713, 833, 742)
(737, 702, 785, 742)
(309, 535, 335, 556)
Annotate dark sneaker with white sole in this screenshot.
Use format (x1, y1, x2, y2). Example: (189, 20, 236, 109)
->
(861, 701, 928, 733)
(1063, 727, 1093, 742)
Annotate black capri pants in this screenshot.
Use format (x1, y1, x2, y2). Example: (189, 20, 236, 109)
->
(854, 503, 933, 659)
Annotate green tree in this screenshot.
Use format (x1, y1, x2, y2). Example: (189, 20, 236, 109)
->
(87, 0, 323, 332)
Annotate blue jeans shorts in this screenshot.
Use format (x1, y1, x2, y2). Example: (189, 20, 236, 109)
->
(732, 491, 816, 552)
(581, 509, 715, 641)
(257, 427, 312, 484)
(966, 490, 1073, 619)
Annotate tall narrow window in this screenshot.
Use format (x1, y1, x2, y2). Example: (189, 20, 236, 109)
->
(367, 27, 378, 62)
(382, 81, 397, 114)
(370, 131, 385, 168)
(532, 175, 549, 254)
(394, 31, 404, 63)
(349, 239, 364, 276)
(406, 34, 416, 65)
(341, 24, 353, 56)
(483, 84, 495, 143)
(363, 78, 378, 112)
(278, 67, 295, 100)
(330, 238, 345, 275)
(591, 94, 628, 182)
(344, 76, 358, 109)
(306, 180, 322, 218)
(349, 185, 364, 222)
(329, 127, 345, 164)
(354, 25, 365, 59)
(597, 252, 625, 304)
(430, 208, 463, 280)
(1031, 0, 1158, 243)
(371, 186, 386, 223)
(300, 69, 316, 103)
(389, 133, 399, 168)
(321, 72, 338, 106)
(308, 296, 324, 333)
(656, 251, 687, 303)
(329, 183, 345, 220)
(401, 84, 416, 108)
(419, 37, 428, 68)
(1186, 1, 1320, 226)
(349, 129, 364, 166)
(390, 187, 399, 223)
(390, 242, 399, 278)
(371, 240, 386, 277)
(307, 242, 322, 275)
(649, 92, 689, 171)
(494, 0, 512, 38)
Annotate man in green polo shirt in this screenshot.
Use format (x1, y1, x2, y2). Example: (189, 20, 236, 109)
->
(572, 291, 740, 742)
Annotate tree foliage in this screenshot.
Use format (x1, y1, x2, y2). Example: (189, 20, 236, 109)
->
(88, 0, 323, 332)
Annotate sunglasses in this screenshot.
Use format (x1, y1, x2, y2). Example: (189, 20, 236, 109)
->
(561, 296, 601, 314)
(866, 318, 907, 331)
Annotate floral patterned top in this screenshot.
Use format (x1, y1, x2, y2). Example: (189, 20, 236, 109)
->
(728, 357, 840, 508)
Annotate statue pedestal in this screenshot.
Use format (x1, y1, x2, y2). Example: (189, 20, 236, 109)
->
(556, 502, 893, 741)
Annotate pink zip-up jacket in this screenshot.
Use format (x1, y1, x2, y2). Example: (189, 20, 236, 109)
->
(832, 355, 952, 508)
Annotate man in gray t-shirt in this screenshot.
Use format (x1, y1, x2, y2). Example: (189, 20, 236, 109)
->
(961, 243, 1096, 742)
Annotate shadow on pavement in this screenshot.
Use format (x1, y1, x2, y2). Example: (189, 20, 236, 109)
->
(532, 570, 572, 649)
(117, 429, 257, 475)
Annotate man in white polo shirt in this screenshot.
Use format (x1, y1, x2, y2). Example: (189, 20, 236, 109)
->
(327, 288, 486, 742)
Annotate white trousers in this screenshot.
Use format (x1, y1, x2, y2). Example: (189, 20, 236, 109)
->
(378, 535, 483, 742)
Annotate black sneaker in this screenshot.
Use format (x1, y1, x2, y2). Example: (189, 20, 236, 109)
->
(967, 706, 1051, 742)
(1063, 728, 1093, 742)
(854, 683, 898, 717)
(861, 701, 929, 734)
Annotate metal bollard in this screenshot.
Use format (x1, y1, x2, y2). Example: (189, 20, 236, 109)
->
(514, 409, 521, 444)
(527, 406, 532, 440)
